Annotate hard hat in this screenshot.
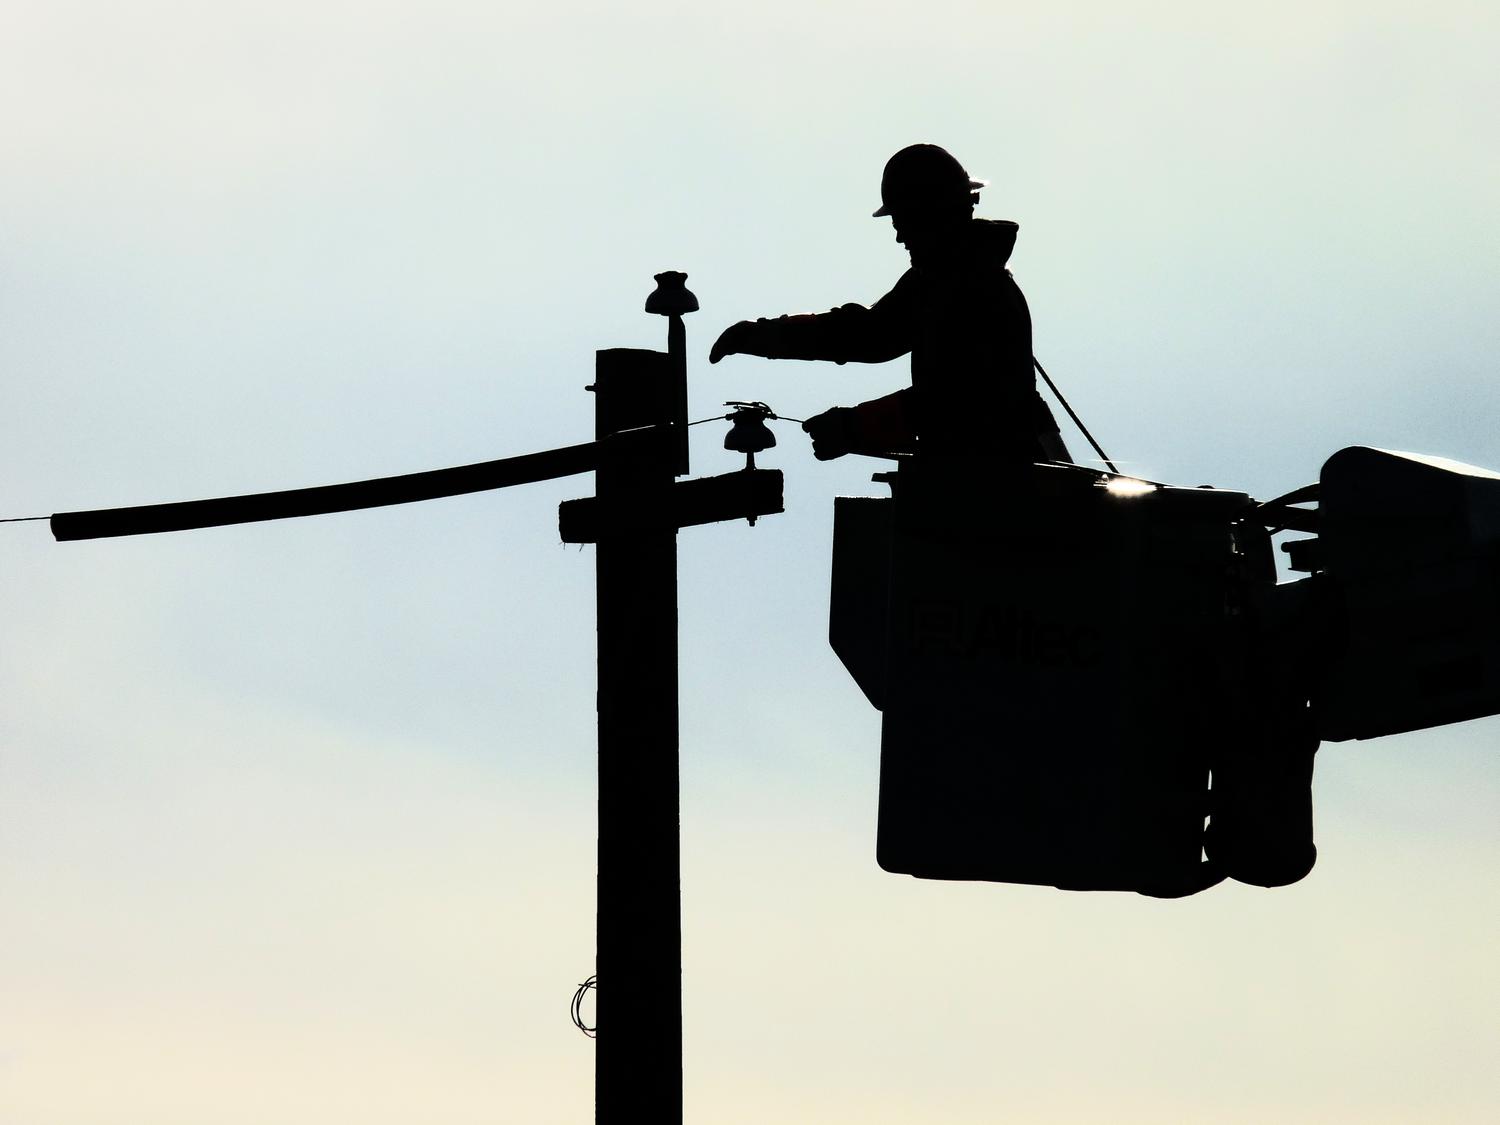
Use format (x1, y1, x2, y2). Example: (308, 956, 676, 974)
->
(873, 144, 987, 217)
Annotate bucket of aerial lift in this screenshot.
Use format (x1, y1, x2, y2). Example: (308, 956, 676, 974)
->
(833, 461, 1260, 896)
(1313, 447, 1500, 742)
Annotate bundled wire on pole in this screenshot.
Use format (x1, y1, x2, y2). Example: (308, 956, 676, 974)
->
(571, 975, 597, 1038)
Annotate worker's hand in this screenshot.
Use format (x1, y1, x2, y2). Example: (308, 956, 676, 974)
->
(802, 407, 856, 461)
(709, 320, 758, 364)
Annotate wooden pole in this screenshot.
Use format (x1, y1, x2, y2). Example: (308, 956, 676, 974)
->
(575, 274, 781, 1123)
(592, 354, 683, 1124)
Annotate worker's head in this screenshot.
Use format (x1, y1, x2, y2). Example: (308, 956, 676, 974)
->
(873, 144, 985, 248)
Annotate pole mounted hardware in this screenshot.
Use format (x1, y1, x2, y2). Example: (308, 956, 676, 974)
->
(646, 270, 697, 477)
(723, 401, 777, 470)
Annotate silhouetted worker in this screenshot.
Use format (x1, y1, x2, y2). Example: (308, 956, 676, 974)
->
(710, 144, 1070, 466)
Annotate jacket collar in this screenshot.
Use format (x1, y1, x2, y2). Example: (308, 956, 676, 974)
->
(909, 217, 1019, 269)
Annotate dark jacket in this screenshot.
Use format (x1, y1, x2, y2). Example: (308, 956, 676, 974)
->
(746, 218, 1063, 463)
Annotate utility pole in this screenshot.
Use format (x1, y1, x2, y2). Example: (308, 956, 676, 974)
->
(592, 364, 683, 1121)
(561, 273, 782, 1124)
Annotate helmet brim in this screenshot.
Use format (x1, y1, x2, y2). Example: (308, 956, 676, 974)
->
(873, 178, 987, 217)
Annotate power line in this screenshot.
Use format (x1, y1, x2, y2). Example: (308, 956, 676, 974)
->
(44, 435, 648, 542)
(2, 416, 802, 534)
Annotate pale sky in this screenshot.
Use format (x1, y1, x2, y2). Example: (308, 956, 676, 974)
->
(2, 2, 1498, 1122)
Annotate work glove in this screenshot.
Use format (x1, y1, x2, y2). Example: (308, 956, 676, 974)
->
(803, 393, 917, 461)
(802, 407, 857, 461)
(709, 320, 760, 364)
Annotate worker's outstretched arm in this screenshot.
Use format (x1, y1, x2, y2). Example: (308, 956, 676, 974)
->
(710, 272, 917, 365)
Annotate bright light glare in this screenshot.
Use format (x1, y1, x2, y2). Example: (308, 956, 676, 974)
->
(1103, 477, 1158, 497)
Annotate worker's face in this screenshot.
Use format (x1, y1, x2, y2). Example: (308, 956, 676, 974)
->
(889, 201, 970, 253)
(889, 210, 925, 248)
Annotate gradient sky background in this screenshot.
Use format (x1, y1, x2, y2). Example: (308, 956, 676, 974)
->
(3, 2, 1498, 1122)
